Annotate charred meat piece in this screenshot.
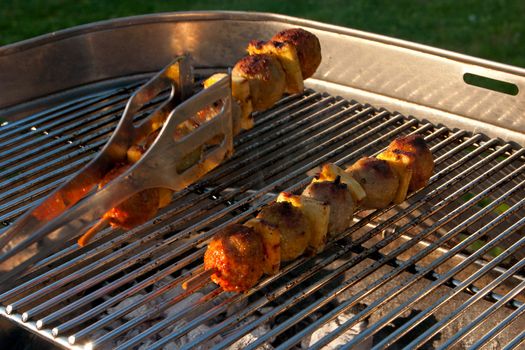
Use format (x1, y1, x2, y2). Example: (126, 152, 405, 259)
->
(271, 28, 322, 79)
(232, 54, 286, 112)
(386, 134, 434, 191)
(345, 157, 399, 209)
(302, 179, 355, 236)
(100, 163, 160, 230)
(257, 201, 312, 261)
(247, 39, 304, 94)
(276, 192, 330, 254)
(204, 224, 264, 292)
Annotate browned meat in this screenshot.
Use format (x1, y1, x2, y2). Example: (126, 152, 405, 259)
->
(204, 224, 264, 292)
(247, 39, 304, 94)
(100, 163, 160, 230)
(345, 157, 399, 209)
(257, 201, 312, 261)
(271, 28, 322, 79)
(232, 54, 286, 112)
(302, 179, 355, 236)
(244, 218, 281, 275)
(386, 134, 434, 191)
(33, 173, 98, 222)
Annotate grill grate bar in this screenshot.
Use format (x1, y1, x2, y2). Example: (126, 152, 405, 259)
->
(232, 91, 326, 144)
(362, 202, 525, 350)
(0, 89, 167, 172)
(0, 101, 175, 224)
(0, 89, 168, 178)
(98, 284, 225, 349)
(390, 234, 525, 350)
(500, 328, 525, 350)
(343, 200, 525, 345)
(0, 159, 91, 222)
(192, 99, 366, 188)
(67, 264, 205, 345)
(260, 144, 518, 347)
(36, 245, 206, 328)
(0, 80, 147, 148)
(55, 248, 205, 337)
(155, 132, 490, 349)
(0, 139, 104, 209)
(437, 277, 525, 349)
(469, 302, 525, 349)
(0, 95, 129, 157)
(0, 130, 104, 182)
(0, 84, 140, 135)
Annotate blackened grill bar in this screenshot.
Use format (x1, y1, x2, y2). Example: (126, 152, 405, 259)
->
(1, 11, 525, 350)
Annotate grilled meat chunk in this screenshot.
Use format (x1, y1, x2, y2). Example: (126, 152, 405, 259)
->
(302, 179, 355, 236)
(376, 150, 414, 204)
(271, 28, 322, 79)
(386, 134, 434, 191)
(244, 218, 281, 275)
(33, 174, 98, 222)
(276, 192, 330, 254)
(257, 201, 312, 261)
(100, 163, 160, 229)
(232, 54, 286, 112)
(345, 157, 399, 209)
(313, 163, 366, 202)
(247, 39, 304, 94)
(204, 224, 264, 292)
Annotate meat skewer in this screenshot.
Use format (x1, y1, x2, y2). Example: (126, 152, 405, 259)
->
(77, 28, 323, 246)
(202, 135, 434, 292)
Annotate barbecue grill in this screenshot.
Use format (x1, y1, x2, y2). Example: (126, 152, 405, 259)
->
(1, 11, 524, 350)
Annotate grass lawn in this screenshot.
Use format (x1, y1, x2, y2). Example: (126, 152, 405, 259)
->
(1, 0, 524, 68)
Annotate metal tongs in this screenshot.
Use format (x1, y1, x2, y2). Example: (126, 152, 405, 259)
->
(0, 56, 236, 287)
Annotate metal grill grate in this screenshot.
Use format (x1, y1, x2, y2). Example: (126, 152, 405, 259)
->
(1, 74, 524, 350)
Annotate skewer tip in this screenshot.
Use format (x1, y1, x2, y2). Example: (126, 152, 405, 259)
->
(182, 268, 215, 290)
(77, 217, 109, 247)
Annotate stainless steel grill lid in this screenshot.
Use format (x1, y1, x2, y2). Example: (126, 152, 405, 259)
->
(1, 11, 524, 350)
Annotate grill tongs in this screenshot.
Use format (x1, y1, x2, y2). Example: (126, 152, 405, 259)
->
(0, 56, 236, 287)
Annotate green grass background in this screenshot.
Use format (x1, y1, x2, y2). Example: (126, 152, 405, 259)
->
(1, 0, 524, 68)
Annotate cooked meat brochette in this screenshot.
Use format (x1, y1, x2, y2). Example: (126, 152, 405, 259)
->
(247, 39, 304, 94)
(200, 135, 433, 292)
(77, 27, 323, 247)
